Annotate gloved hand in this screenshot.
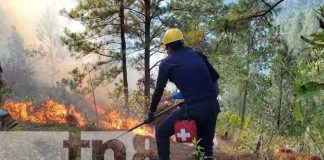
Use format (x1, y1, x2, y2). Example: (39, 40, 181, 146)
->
(144, 112, 154, 124)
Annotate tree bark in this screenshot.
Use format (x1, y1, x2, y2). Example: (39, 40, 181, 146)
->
(241, 81, 248, 125)
(144, 0, 151, 108)
(255, 134, 263, 151)
(89, 71, 99, 127)
(277, 71, 283, 130)
(119, 0, 129, 108)
(256, 118, 264, 152)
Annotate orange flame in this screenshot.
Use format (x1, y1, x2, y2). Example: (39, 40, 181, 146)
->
(100, 110, 153, 136)
(3, 100, 153, 136)
(3, 100, 85, 127)
(91, 104, 106, 115)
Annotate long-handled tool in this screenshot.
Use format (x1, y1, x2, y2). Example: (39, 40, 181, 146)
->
(114, 101, 184, 139)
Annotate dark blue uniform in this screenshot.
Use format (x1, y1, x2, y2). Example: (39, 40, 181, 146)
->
(150, 47, 220, 159)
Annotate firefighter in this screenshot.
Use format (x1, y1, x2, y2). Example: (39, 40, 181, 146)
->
(0, 64, 18, 130)
(144, 28, 220, 160)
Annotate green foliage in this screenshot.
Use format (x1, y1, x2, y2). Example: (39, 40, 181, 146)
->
(301, 5, 324, 49)
(243, 116, 250, 129)
(229, 113, 241, 128)
(217, 111, 251, 137)
(293, 102, 304, 124)
(313, 109, 324, 136)
(62, 68, 86, 92)
(167, 0, 226, 53)
(192, 138, 207, 160)
(296, 81, 324, 98)
(210, 1, 324, 157)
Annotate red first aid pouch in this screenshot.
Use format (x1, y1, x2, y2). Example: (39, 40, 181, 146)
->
(174, 120, 197, 143)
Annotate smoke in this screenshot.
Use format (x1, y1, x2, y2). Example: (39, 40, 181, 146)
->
(0, 0, 79, 82)
(0, 0, 92, 104)
(0, 0, 145, 115)
(0, 0, 76, 44)
(0, 1, 122, 120)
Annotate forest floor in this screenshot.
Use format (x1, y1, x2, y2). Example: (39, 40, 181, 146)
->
(7, 122, 323, 160)
(10, 123, 244, 159)
(128, 132, 259, 160)
(167, 136, 255, 160)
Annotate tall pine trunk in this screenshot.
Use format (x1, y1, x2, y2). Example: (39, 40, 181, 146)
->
(144, 0, 151, 108)
(277, 71, 283, 129)
(241, 81, 248, 125)
(119, 0, 129, 108)
(241, 42, 251, 126)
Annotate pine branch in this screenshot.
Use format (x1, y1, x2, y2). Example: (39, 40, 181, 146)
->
(261, 0, 278, 16)
(150, 0, 165, 20)
(236, 0, 284, 22)
(150, 59, 163, 71)
(150, 44, 164, 55)
(125, 7, 145, 16)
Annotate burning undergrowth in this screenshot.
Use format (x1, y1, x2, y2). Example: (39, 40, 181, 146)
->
(3, 100, 85, 127)
(2, 100, 153, 136)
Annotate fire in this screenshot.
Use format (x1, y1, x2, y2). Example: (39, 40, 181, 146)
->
(91, 104, 106, 115)
(2, 100, 153, 136)
(68, 104, 86, 127)
(100, 110, 154, 136)
(3, 100, 86, 127)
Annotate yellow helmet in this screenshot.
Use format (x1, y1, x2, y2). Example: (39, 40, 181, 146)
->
(162, 28, 184, 49)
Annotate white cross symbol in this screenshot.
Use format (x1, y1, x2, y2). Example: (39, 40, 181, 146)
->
(177, 128, 191, 141)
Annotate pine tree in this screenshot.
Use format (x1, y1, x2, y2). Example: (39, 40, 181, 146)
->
(61, 0, 130, 105)
(62, 0, 169, 109)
